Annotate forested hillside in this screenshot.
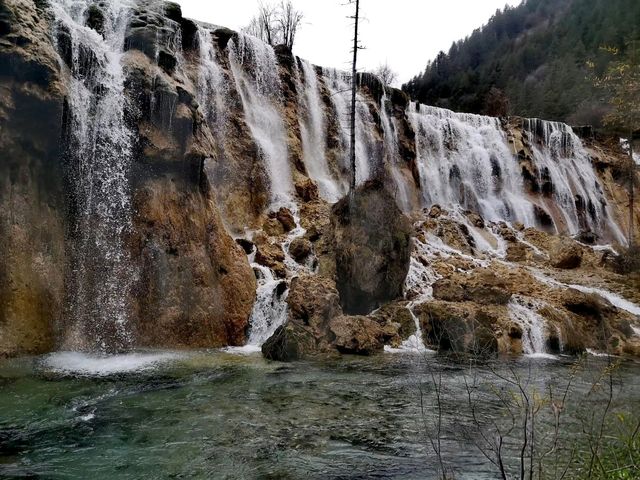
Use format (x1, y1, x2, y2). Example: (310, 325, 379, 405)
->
(403, 0, 640, 127)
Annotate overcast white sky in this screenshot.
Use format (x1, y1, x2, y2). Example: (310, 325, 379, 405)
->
(177, 0, 522, 86)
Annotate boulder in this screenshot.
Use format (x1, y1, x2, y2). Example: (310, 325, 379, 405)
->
(289, 237, 312, 263)
(255, 243, 286, 278)
(372, 302, 416, 341)
(432, 279, 466, 302)
(276, 207, 296, 232)
(261, 324, 316, 362)
(416, 301, 499, 355)
(331, 180, 412, 315)
(329, 316, 386, 355)
(549, 238, 583, 269)
(432, 269, 512, 305)
(295, 178, 319, 201)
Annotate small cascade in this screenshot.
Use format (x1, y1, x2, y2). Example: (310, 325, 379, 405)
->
(523, 119, 625, 242)
(508, 297, 549, 356)
(408, 103, 537, 227)
(240, 208, 312, 351)
(296, 58, 344, 202)
(380, 92, 413, 212)
(197, 25, 227, 131)
(244, 263, 289, 349)
(386, 235, 444, 354)
(228, 33, 292, 207)
(51, 0, 136, 352)
(322, 68, 377, 185)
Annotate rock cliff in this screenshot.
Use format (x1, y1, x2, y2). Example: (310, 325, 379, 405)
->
(0, 0, 638, 359)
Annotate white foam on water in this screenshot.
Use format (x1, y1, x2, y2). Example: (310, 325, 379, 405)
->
(586, 348, 615, 358)
(222, 345, 263, 355)
(41, 351, 184, 376)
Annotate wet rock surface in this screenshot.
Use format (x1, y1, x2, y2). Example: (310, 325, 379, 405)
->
(1, 0, 639, 360)
(331, 181, 413, 315)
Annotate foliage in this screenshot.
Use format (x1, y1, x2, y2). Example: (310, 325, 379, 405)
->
(591, 41, 640, 133)
(402, 0, 640, 125)
(243, 0, 303, 50)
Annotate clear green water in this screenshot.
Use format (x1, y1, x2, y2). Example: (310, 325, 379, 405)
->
(0, 351, 638, 479)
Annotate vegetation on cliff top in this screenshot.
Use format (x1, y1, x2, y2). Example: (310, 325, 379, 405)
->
(403, 0, 640, 127)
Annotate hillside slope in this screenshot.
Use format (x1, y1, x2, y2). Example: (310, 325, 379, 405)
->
(403, 0, 640, 126)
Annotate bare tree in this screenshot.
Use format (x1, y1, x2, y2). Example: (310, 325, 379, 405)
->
(348, 0, 361, 193)
(243, 1, 304, 50)
(243, 1, 279, 46)
(277, 1, 304, 50)
(374, 62, 397, 86)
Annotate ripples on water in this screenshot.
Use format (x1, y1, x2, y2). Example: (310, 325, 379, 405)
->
(0, 351, 638, 479)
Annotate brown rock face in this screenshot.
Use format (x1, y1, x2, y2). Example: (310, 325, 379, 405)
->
(289, 237, 312, 263)
(331, 180, 413, 315)
(416, 301, 500, 355)
(329, 316, 386, 355)
(131, 182, 256, 348)
(549, 237, 583, 269)
(262, 275, 341, 361)
(255, 243, 287, 278)
(124, 47, 256, 349)
(0, 0, 66, 357)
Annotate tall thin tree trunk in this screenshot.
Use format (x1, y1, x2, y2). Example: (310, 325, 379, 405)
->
(349, 0, 360, 193)
(630, 130, 635, 245)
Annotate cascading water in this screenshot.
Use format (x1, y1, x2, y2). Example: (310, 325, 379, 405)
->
(322, 68, 377, 186)
(405, 103, 625, 242)
(523, 119, 625, 242)
(197, 25, 227, 131)
(296, 58, 344, 202)
(379, 92, 414, 212)
(508, 296, 549, 356)
(51, 0, 136, 352)
(228, 33, 292, 207)
(408, 103, 538, 226)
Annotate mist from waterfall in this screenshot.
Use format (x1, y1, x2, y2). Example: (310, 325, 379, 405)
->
(51, 0, 136, 353)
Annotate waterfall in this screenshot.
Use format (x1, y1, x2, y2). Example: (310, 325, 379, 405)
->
(228, 33, 292, 207)
(322, 68, 376, 186)
(380, 92, 414, 212)
(404, 103, 624, 242)
(197, 25, 227, 131)
(523, 119, 625, 242)
(296, 59, 344, 202)
(245, 263, 289, 349)
(508, 297, 549, 356)
(408, 103, 537, 226)
(51, 0, 136, 353)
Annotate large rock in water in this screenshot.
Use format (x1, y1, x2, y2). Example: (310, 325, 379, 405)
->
(331, 180, 412, 315)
